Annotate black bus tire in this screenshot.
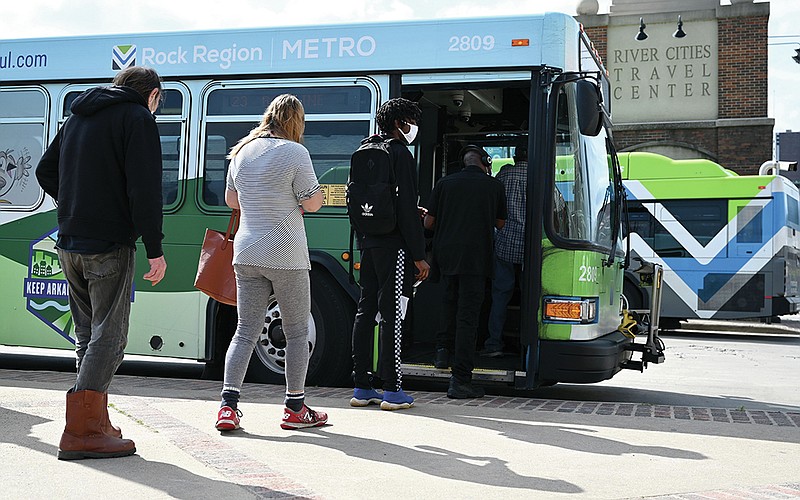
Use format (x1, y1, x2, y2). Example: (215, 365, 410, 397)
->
(244, 267, 354, 387)
(623, 278, 644, 311)
(201, 302, 235, 381)
(660, 318, 682, 330)
(305, 268, 355, 386)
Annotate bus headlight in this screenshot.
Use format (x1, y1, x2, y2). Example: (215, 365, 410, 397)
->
(543, 297, 597, 324)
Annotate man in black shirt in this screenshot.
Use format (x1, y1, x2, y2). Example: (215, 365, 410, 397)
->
(424, 145, 507, 399)
(350, 98, 430, 411)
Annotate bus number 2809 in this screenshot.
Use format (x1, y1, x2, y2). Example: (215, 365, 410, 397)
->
(579, 265, 599, 283)
(448, 35, 495, 52)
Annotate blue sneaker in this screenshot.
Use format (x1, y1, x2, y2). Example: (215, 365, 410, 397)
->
(380, 389, 414, 411)
(350, 388, 383, 407)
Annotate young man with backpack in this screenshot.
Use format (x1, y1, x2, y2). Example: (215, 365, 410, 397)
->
(348, 98, 429, 410)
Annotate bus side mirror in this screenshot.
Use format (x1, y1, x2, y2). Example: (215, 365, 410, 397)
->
(576, 80, 603, 137)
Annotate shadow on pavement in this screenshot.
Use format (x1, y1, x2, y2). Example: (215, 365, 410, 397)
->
(0, 406, 296, 499)
(442, 413, 707, 459)
(220, 426, 582, 494)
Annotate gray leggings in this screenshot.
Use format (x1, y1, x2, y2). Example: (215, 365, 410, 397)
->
(223, 265, 311, 395)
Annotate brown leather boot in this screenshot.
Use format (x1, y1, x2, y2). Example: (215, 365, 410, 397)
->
(101, 392, 123, 439)
(58, 389, 136, 460)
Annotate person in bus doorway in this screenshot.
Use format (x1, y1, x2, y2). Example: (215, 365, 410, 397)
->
(480, 146, 528, 358)
(424, 145, 507, 399)
(35, 66, 167, 460)
(216, 94, 328, 431)
(350, 98, 430, 411)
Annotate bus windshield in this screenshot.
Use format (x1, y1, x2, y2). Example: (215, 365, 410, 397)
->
(552, 81, 616, 249)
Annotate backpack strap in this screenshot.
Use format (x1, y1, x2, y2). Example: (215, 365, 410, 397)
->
(382, 137, 398, 185)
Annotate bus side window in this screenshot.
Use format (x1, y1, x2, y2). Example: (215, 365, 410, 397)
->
(158, 129, 181, 206)
(201, 124, 253, 207)
(303, 120, 370, 207)
(201, 85, 373, 208)
(155, 89, 185, 208)
(655, 200, 726, 258)
(0, 88, 47, 209)
(736, 205, 763, 244)
(787, 196, 799, 228)
(628, 202, 654, 246)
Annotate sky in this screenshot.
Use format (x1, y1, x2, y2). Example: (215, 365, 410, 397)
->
(3, 0, 799, 141)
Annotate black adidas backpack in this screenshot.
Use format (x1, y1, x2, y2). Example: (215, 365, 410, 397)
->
(346, 135, 398, 235)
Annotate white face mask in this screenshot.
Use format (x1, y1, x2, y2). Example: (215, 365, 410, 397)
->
(401, 123, 418, 144)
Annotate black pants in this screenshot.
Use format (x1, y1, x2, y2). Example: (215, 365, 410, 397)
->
(435, 274, 486, 383)
(352, 247, 413, 392)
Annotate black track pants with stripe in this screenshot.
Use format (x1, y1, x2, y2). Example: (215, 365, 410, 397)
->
(351, 247, 413, 392)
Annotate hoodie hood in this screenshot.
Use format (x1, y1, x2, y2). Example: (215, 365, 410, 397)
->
(70, 86, 147, 116)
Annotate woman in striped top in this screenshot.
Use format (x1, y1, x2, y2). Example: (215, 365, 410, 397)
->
(214, 94, 328, 431)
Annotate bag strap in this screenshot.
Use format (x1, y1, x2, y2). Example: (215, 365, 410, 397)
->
(221, 209, 239, 250)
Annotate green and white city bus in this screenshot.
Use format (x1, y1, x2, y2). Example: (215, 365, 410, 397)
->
(622, 152, 800, 326)
(0, 13, 664, 389)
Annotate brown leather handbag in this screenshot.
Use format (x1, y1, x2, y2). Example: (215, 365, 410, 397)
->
(194, 209, 239, 306)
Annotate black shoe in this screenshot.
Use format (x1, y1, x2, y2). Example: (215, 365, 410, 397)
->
(447, 378, 485, 399)
(434, 348, 449, 369)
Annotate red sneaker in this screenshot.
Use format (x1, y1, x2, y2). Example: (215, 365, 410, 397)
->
(280, 405, 328, 430)
(215, 406, 241, 431)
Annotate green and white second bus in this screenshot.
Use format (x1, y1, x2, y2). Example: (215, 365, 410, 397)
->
(622, 152, 800, 327)
(0, 12, 664, 390)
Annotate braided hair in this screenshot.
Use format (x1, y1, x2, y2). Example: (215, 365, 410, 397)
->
(376, 97, 421, 135)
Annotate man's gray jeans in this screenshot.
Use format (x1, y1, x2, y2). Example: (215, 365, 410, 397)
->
(58, 247, 135, 393)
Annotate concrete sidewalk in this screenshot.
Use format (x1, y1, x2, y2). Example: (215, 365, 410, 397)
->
(0, 369, 798, 499)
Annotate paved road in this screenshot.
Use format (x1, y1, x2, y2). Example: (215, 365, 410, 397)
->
(1, 329, 798, 499)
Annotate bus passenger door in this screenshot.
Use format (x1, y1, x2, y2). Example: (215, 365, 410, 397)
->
(729, 199, 770, 259)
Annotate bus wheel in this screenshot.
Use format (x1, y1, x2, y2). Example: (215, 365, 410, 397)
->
(660, 318, 682, 330)
(622, 279, 644, 311)
(201, 302, 236, 381)
(245, 268, 354, 386)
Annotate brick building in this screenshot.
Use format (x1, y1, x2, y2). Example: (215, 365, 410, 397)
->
(576, 0, 772, 175)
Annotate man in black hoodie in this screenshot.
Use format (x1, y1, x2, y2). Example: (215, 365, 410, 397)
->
(350, 98, 429, 411)
(36, 66, 166, 460)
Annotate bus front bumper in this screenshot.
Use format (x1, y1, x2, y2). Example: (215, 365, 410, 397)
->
(537, 331, 633, 384)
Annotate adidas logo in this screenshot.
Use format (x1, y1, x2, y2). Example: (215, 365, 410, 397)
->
(361, 203, 374, 217)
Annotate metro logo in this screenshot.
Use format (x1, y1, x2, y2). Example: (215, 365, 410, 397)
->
(282, 36, 376, 59)
(112, 45, 136, 70)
